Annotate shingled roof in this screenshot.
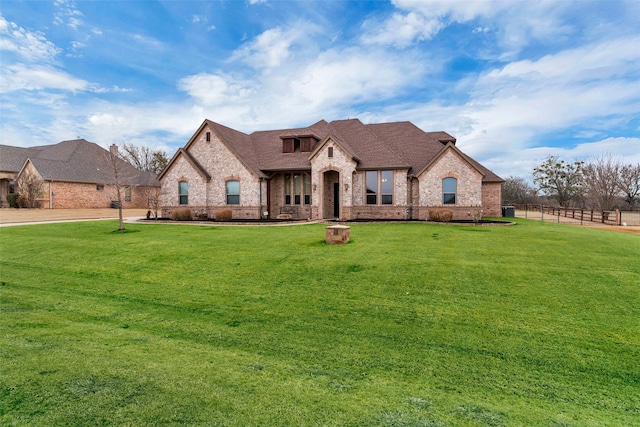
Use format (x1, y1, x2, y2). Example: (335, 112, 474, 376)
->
(0, 139, 159, 186)
(183, 118, 502, 182)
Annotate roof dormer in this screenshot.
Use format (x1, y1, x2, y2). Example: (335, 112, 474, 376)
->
(281, 134, 319, 153)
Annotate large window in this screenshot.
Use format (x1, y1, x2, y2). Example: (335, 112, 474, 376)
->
(284, 172, 311, 205)
(443, 177, 457, 204)
(366, 171, 393, 205)
(381, 171, 393, 204)
(366, 171, 377, 204)
(226, 180, 240, 204)
(304, 174, 311, 204)
(178, 181, 188, 205)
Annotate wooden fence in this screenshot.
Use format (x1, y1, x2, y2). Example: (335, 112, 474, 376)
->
(512, 205, 640, 226)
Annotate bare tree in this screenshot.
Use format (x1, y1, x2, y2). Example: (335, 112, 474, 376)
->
(105, 145, 140, 231)
(619, 163, 640, 209)
(145, 186, 161, 219)
(502, 176, 538, 205)
(582, 155, 622, 210)
(17, 168, 45, 208)
(533, 156, 585, 207)
(120, 143, 168, 176)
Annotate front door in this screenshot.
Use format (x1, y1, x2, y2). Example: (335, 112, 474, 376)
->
(333, 182, 340, 218)
(322, 170, 340, 219)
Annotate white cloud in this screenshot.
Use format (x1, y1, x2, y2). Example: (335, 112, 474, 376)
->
(229, 26, 304, 69)
(376, 31, 640, 179)
(177, 73, 254, 106)
(482, 137, 640, 179)
(289, 48, 427, 108)
(460, 39, 640, 150)
(366, 0, 574, 56)
(392, 0, 500, 22)
(0, 64, 130, 95)
(360, 0, 503, 47)
(0, 64, 88, 93)
(192, 14, 216, 30)
(361, 12, 443, 47)
(567, 137, 640, 163)
(89, 85, 132, 94)
(0, 15, 60, 62)
(53, 0, 84, 29)
(81, 101, 206, 147)
(175, 40, 434, 133)
(487, 36, 640, 82)
(130, 33, 164, 50)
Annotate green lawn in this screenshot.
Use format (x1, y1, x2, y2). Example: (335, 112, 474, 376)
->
(1, 219, 639, 426)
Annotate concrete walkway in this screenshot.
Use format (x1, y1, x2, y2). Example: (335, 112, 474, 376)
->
(0, 208, 149, 227)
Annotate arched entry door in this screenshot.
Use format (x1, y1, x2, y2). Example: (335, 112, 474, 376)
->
(322, 170, 340, 219)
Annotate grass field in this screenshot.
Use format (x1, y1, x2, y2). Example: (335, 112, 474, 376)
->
(1, 219, 639, 426)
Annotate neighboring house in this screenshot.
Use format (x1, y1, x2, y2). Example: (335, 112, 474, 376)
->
(0, 139, 160, 209)
(159, 118, 503, 221)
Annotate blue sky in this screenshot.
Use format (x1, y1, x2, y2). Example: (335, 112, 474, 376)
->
(1, 0, 639, 179)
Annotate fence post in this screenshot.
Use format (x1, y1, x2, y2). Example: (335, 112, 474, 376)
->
(541, 204, 544, 221)
(616, 209, 620, 225)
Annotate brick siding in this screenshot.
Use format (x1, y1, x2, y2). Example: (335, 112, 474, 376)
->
(41, 181, 154, 209)
(161, 125, 264, 219)
(161, 128, 502, 221)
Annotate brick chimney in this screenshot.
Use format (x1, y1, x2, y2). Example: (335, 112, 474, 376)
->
(110, 144, 119, 157)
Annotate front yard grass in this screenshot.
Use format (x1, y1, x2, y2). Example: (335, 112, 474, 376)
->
(1, 219, 639, 426)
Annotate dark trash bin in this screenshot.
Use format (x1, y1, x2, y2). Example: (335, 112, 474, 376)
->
(502, 206, 515, 217)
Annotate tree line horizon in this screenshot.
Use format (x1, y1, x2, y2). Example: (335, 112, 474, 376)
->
(503, 155, 640, 211)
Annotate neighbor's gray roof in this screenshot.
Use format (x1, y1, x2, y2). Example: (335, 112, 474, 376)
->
(198, 118, 503, 182)
(0, 139, 160, 186)
(0, 144, 48, 173)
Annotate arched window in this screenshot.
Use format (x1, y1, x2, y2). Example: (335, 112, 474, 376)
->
(226, 180, 240, 204)
(443, 177, 456, 204)
(178, 181, 188, 205)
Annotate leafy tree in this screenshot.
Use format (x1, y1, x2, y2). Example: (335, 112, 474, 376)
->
(120, 143, 168, 176)
(501, 176, 537, 205)
(582, 155, 622, 210)
(533, 156, 584, 207)
(619, 163, 640, 209)
(17, 167, 45, 208)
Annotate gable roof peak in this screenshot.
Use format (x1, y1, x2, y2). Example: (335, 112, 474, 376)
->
(329, 118, 363, 126)
(206, 119, 249, 136)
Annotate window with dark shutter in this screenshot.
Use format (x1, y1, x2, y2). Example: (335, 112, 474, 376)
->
(283, 138, 294, 153)
(300, 137, 313, 152)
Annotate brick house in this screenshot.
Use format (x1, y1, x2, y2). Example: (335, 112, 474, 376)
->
(0, 139, 159, 209)
(159, 118, 503, 221)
